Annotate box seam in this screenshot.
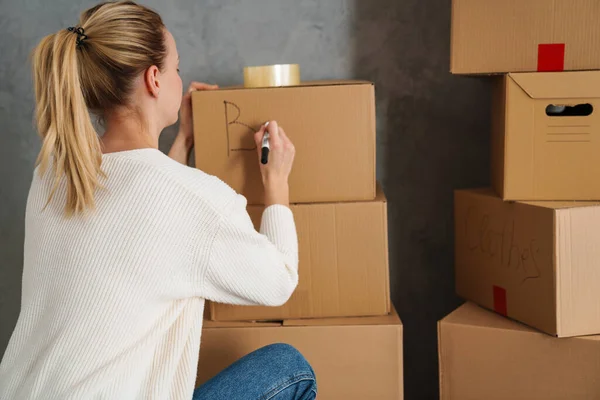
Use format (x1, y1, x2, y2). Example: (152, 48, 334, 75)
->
(397, 325, 404, 399)
(503, 75, 510, 197)
(449, 0, 458, 73)
(437, 320, 445, 400)
(554, 210, 562, 337)
(383, 200, 391, 312)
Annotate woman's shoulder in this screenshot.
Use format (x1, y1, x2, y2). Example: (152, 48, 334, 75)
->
(124, 149, 239, 214)
(170, 162, 239, 212)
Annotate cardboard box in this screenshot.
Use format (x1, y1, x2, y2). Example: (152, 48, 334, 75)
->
(451, 0, 600, 74)
(210, 186, 390, 321)
(492, 71, 600, 201)
(454, 188, 600, 337)
(197, 309, 403, 400)
(192, 81, 376, 205)
(438, 302, 600, 400)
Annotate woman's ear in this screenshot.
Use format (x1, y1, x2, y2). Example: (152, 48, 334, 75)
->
(144, 65, 160, 97)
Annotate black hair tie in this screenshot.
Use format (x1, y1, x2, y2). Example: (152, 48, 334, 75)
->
(67, 26, 87, 47)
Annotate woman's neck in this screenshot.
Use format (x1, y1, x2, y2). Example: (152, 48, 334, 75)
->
(101, 112, 161, 154)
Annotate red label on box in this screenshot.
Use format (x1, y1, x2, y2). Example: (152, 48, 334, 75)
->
(493, 285, 507, 316)
(537, 43, 565, 72)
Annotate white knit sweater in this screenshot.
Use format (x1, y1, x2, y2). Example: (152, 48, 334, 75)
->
(0, 148, 299, 400)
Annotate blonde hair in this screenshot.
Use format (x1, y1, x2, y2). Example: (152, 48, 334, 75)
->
(31, 0, 167, 216)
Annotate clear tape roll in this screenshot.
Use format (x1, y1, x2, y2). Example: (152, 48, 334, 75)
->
(243, 64, 300, 88)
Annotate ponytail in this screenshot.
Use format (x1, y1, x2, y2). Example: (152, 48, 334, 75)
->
(31, 1, 167, 217)
(32, 29, 103, 217)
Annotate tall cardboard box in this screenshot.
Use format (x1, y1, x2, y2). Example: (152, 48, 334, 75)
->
(451, 0, 600, 74)
(438, 302, 600, 400)
(491, 71, 600, 201)
(454, 188, 600, 337)
(197, 309, 404, 400)
(210, 186, 390, 321)
(192, 81, 376, 205)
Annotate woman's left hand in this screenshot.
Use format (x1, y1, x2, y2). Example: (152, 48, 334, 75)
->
(170, 81, 218, 165)
(178, 81, 219, 143)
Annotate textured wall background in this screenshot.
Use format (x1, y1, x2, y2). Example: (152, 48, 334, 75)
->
(0, 1, 490, 398)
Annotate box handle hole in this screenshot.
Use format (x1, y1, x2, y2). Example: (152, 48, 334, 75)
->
(546, 103, 593, 117)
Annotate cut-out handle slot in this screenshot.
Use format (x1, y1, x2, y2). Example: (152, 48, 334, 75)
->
(546, 103, 593, 117)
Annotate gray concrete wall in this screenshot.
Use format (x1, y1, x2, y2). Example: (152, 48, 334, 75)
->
(0, 1, 490, 398)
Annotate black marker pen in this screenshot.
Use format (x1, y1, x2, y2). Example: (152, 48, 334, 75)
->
(261, 121, 270, 165)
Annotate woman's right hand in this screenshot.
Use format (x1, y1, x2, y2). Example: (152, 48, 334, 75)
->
(254, 121, 295, 207)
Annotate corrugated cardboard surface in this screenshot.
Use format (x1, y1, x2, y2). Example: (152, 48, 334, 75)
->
(210, 186, 390, 321)
(454, 188, 600, 337)
(197, 309, 403, 399)
(192, 81, 376, 205)
(492, 71, 600, 201)
(451, 0, 600, 74)
(438, 302, 600, 400)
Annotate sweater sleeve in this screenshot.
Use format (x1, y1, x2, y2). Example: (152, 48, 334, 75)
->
(198, 194, 299, 306)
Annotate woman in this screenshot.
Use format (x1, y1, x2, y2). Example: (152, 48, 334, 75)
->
(0, 1, 317, 399)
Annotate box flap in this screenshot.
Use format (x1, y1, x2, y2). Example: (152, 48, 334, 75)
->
(203, 309, 401, 329)
(442, 302, 531, 333)
(509, 71, 600, 100)
(283, 306, 400, 327)
(458, 188, 600, 210)
(210, 80, 374, 92)
(442, 303, 600, 342)
(287, 183, 385, 206)
(203, 319, 282, 329)
(301, 79, 373, 86)
(374, 182, 386, 202)
(524, 200, 600, 210)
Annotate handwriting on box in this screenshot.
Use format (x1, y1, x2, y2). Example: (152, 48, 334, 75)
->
(224, 101, 259, 156)
(463, 206, 542, 284)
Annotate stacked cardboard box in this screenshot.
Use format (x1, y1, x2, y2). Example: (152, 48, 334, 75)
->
(191, 81, 402, 398)
(450, 0, 600, 74)
(196, 311, 403, 399)
(438, 302, 600, 399)
(441, 1, 600, 398)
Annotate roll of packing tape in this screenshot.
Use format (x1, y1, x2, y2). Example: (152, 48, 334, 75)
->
(243, 64, 300, 88)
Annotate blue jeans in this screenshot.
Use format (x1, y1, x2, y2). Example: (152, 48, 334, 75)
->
(193, 343, 317, 400)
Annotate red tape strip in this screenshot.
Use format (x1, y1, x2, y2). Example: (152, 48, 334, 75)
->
(537, 43, 565, 72)
(493, 285, 507, 316)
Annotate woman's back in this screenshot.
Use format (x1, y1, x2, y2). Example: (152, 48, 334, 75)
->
(0, 149, 298, 399)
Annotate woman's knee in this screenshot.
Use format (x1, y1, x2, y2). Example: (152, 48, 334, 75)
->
(256, 344, 316, 399)
(196, 343, 317, 400)
(256, 343, 315, 377)
(256, 343, 315, 375)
